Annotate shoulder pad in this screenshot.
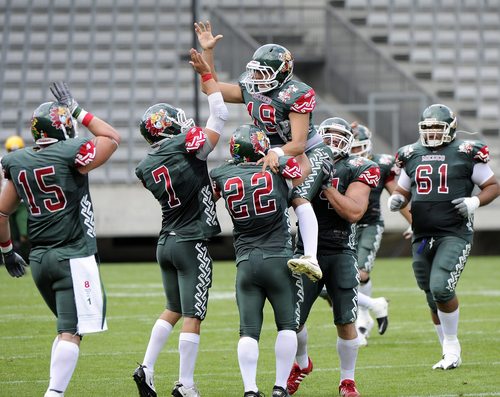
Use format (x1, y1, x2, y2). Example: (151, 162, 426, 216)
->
(185, 127, 206, 153)
(281, 157, 302, 179)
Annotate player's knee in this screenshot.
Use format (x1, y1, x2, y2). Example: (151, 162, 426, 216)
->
(431, 286, 454, 304)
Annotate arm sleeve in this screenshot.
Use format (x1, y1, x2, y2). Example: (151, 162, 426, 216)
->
(472, 162, 494, 186)
(397, 168, 411, 191)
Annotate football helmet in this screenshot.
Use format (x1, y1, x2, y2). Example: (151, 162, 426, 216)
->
(351, 124, 372, 157)
(418, 104, 457, 147)
(5, 135, 25, 152)
(140, 103, 195, 145)
(230, 124, 270, 163)
(241, 44, 294, 94)
(31, 101, 77, 145)
(318, 117, 353, 157)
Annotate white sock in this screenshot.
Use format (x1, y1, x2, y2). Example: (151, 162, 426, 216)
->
(337, 337, 359, 382)
(357, 292, 373, 309)
(178, 332, 200, 388)
(437, 308, 459, 342)
(50, 335, 60, 360)
(238, 336, 259, 392)
(295, 203, 318, 260)
(143, 319, 173, 370)
(48, 340, 79, 393)
(275, 330, 297, 389)
(359, 278, 372, 297)
(434, 324, 444, 346)
(295, 326, 309, 369)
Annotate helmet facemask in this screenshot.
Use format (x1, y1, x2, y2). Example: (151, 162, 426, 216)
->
(243, 61, 288, 94)
(351, 138, 372, 157)
(319, 118, 354, 157)
(418, 120, 455, 147)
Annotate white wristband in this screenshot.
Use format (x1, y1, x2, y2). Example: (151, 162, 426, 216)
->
(270, 147, 285, 158)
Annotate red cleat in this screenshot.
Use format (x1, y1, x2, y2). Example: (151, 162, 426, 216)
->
(287, 357, 313, 395)
(339, 379, 360, 397)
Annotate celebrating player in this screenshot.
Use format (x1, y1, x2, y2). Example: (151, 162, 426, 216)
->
(0, 81, 120, 397)
(132, 49, 228, 397)
(388, 104, 499, 370)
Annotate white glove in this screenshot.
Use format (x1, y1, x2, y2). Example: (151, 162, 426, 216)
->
(387, 193, 407, 212)
(451, 196, 480, 218)
(402, 225, 413, 240)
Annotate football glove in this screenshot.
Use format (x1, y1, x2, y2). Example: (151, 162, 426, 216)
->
(2, 250, 27, 278)
(451, 196, 480, 218)
(388, 193, 407, 211)
(49, 81, 79, 114)
(321, 158, 335, 189)
(402, 225, 413, 240)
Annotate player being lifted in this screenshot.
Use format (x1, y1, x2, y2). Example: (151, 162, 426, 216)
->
(389, 104, 499, 370)
(195, 21, 322, 283)
(132, 49, 228, 397)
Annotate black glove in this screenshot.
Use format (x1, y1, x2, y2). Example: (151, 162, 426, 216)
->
(49, 81, 79, 113)
(3, 250, 27, 278)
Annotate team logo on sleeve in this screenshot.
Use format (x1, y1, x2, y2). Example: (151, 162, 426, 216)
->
(458, 141, 474, 154)
(278, 84, 298, 103)
(50, 105, 74, 131)
(145, 109, 171, 137)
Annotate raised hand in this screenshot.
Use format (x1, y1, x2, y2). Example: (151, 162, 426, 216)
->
(189, 48, 211, 75)
(49, 81, 78, 113)
(194, 21, 223, 51)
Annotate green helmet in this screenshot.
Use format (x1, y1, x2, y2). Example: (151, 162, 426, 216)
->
(230, 124, 270, 163)
(140, 103, 195, 145)
(418, 103, 457, 147)
(241, 44, 294, 94)
(318, 117, 353, 157)
(31, 101, 77, 145)
(351, 124, 372, 157)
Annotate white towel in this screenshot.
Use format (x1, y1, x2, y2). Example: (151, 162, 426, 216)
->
(70, 255, 108, 335)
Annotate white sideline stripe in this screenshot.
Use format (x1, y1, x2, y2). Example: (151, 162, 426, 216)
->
(107, 291, 235, 299)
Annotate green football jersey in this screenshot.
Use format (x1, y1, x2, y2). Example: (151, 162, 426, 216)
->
(395, 139, 490, 241)
(210, 159, 295, 264)
(1, 138, 98, 261)
(135, 132, 220, 243)
(358, 153, 397, 226)
(294, 151, 380, 254)
(239, 77, 318, 146)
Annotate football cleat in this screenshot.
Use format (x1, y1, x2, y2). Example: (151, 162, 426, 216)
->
(287, 256, 322, 282)
(339, 379, 360, 397)
(319, 286, 333, 307)
(287, 357, 313, 395)
(371, 297, 389, 335)
(272, 385, 290, 397)
(44, 391, 64, 397)
(356, 307, 374, 339)
(357, 331, 368, 348)
(244, 391, 264, 397)
(133, 364, 157, 397)
(172, 381, 201, 397)
(432, 354, 462, 370)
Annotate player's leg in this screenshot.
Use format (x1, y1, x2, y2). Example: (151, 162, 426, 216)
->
(430, 236, 471, 370)
(330, 253, 361, 397)
(264, 255, 302, 394)
(134, 238, 180, 397)
(171, 240, 212, 396)
(236, 251, 267, 395)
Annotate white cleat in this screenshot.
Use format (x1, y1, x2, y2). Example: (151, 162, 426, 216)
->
(371, 297, 389, 335)
(356, 307, 374, 339)
(287, 256, 322, 282)
(357, 331, 368, 347)
(433, 339, 461, 370)
(172, 381, 201, 397)
(432, 354, 462, 370)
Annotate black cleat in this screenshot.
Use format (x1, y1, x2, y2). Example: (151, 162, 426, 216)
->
(133, 364, 157, 397)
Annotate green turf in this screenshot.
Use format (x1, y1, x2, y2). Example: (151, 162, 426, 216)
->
(1, 256, 499, 396)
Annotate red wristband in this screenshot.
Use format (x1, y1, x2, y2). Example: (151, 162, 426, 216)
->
(82, 112, 94, 127)
(201, 73, 213, 82)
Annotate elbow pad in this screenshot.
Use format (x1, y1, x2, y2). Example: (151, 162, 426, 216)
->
(206, 92, 228, 135)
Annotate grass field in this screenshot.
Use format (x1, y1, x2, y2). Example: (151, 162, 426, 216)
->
(1, 256, 500, 397)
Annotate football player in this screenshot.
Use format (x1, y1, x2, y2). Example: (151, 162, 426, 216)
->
(132, 49, 228, 397)
(210, 124, 303, 397)
(0, 82, 121, 397)
(195, 21, 322, 283)
(287, 117, 380, 397)
(349, 123, 412, 346)
(388, 104, 499, 370)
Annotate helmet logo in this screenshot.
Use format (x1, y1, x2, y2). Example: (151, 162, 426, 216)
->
(145, 109, 172, 137)
(251, 130, 269, 155)
(50, 106, 74, 132)
(278, 50, 293, 73)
